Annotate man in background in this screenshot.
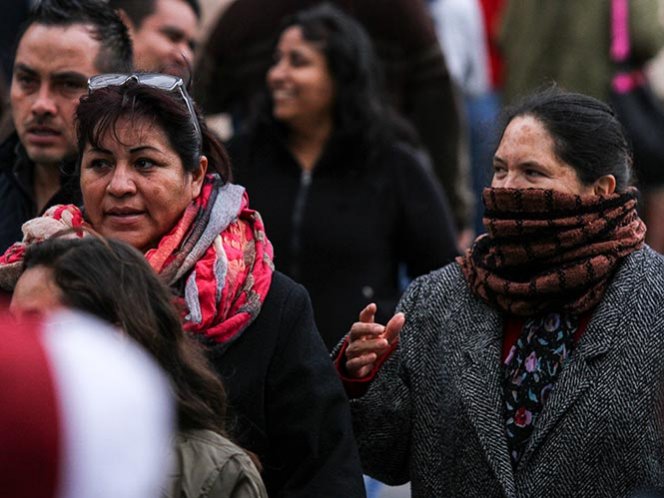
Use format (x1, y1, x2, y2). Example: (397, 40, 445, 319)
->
(0, 0, 132, 252)
(109, 0, 200, 78)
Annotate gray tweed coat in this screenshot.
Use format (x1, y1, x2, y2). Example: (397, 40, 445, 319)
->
(350, 246, 664, 497)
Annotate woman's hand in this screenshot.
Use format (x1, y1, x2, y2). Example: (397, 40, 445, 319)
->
(345, 303, 405, 379)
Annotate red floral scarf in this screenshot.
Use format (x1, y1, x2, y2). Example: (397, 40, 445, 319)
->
(0, 175, 274, 348)
(0, 205, 86, 289)
(145, 175, 274, 346)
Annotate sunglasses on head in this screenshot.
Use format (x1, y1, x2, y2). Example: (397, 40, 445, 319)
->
(87, 73, 202, 149)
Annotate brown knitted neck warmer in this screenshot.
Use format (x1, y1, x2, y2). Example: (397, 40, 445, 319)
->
(458, 187, 646, 316)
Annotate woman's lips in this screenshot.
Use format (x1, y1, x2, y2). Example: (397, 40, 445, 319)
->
(271, 88, 296, 102)
(104, 209, 145, 227)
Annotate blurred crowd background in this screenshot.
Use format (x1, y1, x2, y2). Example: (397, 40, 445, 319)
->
(0, 0, 663, 251)
(3, 2, 664, 497)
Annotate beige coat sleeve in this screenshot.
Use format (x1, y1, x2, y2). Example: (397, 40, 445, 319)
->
(204, 454, 268, 498)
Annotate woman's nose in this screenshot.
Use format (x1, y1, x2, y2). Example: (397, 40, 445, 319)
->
(106, 165, 137, 197)
(267, 60, 287, 85)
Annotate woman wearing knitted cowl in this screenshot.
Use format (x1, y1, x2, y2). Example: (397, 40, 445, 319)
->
(0, 74, 365, 498)
(338, 88, 664, 497)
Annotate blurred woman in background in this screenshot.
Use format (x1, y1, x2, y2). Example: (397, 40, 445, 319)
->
(228, 4, 458, 349)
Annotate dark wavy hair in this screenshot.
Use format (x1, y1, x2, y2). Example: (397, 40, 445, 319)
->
(22, 235, 228, 435)
(499, 87, 634, 192)
(18, 0, 132, 73)
(259, 3, 416, 153)
(76, 79, 231, 181)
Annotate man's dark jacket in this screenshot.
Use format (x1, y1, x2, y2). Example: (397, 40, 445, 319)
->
(0, 132, 81, 253)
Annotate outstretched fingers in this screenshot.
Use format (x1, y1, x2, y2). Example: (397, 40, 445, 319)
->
(384, 312, 405, 344)
(345, 306, 406, 379)
(358, 302, 377, 323)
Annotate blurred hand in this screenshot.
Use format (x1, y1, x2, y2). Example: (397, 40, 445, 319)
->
(457, 227, 475, 252)
(345, 303, 405, 379)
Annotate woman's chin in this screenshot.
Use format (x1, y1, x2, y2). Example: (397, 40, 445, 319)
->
(95, 228, 146, 252)
(272, 108, 297, 125)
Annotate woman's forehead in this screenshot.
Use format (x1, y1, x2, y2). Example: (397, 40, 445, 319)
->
(88, 116, 168, 150)
(498, 116, 554, 152)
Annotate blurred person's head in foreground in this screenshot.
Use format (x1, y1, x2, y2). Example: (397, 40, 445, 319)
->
(0, 309, 173, 498)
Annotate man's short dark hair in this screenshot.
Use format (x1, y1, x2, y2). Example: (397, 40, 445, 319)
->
(18, 0, 133, 73)
(108, 0, 201, 27)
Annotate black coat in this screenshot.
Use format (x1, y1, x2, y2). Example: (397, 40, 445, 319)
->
(229, 125, 459, 349)
(208, 271, 366, 498)
(0, 133, 80, 253)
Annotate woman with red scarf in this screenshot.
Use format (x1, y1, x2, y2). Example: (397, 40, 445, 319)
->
(337, 88, 664, 497)
(0, 74, 365, 498)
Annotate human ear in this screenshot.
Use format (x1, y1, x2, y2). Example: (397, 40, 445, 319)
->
(190, 155, 208, 198)
(593, 175, 617, 195)
(115, 9, 137, 36)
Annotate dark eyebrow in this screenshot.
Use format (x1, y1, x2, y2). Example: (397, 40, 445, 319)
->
(129, 145, 162, 154)
(160, 25, 185, 40)
(51, 71, 88, 83)
(88, 146, 112, 155)
(520, 161, 547, 169)
(493, 155, 506, 164)
(13, 63, 38, 77)
(14, 65, 88, 86)
(160, 25, 196, 50)
(87, 145, 163, 155)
